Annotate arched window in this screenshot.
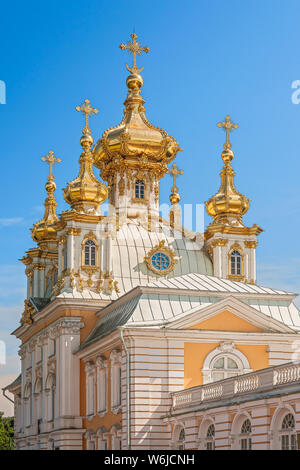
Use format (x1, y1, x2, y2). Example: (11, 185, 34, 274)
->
(281, 414, 297, 450)
(240, 419, 252, 450)
(178, 428, 185, 450)
(84, 240, 96, 266)
(135, 180, 145, 200)
(206, 424, 215, 450)
(230, 250, 242, 276)
(211, 355, 242, 382)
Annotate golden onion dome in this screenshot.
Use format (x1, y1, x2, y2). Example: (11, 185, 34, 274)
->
(205, 116, 250, 226)
(31, 151, 60, 243)
(63, 99, 108, 214)
(93, 33, 181, 180)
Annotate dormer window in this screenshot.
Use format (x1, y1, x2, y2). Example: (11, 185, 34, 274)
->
(135, 180, 145, 200)
(84, 240, 96, 266)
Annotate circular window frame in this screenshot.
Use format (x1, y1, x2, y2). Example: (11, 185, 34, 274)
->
(144, 240, 177, 275)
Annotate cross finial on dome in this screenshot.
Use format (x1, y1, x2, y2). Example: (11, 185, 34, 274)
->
(217, 115, 239, 150)
(119, 33, 150, 75)
(41, 150, 61, 182)
(76, 99, 99, 137)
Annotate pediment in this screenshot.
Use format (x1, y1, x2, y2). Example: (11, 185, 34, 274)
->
(168, 295, 294, 333)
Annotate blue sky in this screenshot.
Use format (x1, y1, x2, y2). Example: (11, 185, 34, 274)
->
(1, 0, 300, 413)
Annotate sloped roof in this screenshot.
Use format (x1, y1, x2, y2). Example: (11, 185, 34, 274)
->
(78, 273, 300, 352)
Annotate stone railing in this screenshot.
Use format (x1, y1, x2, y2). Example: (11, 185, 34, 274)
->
(171, 362, 300, 412)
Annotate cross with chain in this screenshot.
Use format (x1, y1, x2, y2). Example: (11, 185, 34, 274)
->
(75, 99, 99, 135)
(41, 150, 61, 181)
(119, 33, 150, 74)
(217, 115, 239, 150)
(168, 162, 184, 193)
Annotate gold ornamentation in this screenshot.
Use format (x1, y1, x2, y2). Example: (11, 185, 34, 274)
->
(119, 32, 150, 75)
(32, 263, 46, 271)
(31, 151, 61, 244)
(66, 227, 82, 236)
(217, 115, 239, 151)
(75, 99, 98, 137)
(144, 240, 177, 275)
(63, 99, 108, 214)
(167, 162, 184, 205)
(20, 300, 36, 326)
(205, 115, 250, 231)
(211, 239, 228, 248)
(93, 34, 181, 190)
(244, 240, 258, 249)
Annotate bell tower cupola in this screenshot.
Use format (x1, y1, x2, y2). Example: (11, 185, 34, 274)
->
(205, 116, 263, 284)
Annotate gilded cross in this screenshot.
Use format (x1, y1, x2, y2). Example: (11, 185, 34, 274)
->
(75, 99, 99, 135)
(168, 162, 184, 193)
(217, 115, 239, 150)
(119, 33, 150, 74)
(41, 150, 61, 181)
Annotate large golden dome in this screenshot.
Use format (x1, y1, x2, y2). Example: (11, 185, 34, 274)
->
(93, 34, 181, 182)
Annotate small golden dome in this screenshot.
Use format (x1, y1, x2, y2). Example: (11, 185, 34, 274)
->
(63, 99, 108, 214)
(31, 151, 60, 243)
(206, 116, 250, 226)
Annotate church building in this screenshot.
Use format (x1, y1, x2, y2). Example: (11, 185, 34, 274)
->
(4, 33, 300, 451)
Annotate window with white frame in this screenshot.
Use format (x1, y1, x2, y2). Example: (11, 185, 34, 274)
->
(96, 357, 107, 415)
(206, 424, 215, 450)
(230, 250, 242, 275)
(202, 342, 251, 385)
(240, 419, 252, 450)
(211, 355, 243, 382)
(110, 350, 122, 411)
(280, 413, 297, 450)
(85, 361, 96, 418)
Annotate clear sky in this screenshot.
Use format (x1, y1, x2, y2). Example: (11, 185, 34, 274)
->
(1, 0, 300, 414)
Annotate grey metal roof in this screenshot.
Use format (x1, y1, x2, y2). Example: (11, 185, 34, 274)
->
(3, 374, 21, 392)
(79, 294, 142, 351)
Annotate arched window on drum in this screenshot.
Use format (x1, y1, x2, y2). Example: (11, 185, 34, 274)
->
(230, 250, 242, 276)
(84, 240, 96, 266)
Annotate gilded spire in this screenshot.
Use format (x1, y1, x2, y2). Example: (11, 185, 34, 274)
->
(63, 99, 107, 214)
(119, 33, 150, 74)
(205, 116, 249, 227)
(31, 151, 61, 243)
(168, 163, 184, 204)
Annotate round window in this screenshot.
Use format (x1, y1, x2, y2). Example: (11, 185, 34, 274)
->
(151, 252, 170, 272)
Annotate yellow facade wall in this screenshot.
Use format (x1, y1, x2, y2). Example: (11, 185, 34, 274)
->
(189, 310, 263, 332)
(184, 342, 269, 389)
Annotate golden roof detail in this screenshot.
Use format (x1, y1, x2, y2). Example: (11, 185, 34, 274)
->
(63, 99, 108, 214)
(31, 151, 61, 243)
(205, 116, 250, 227)
(93, 33, 181, 183)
